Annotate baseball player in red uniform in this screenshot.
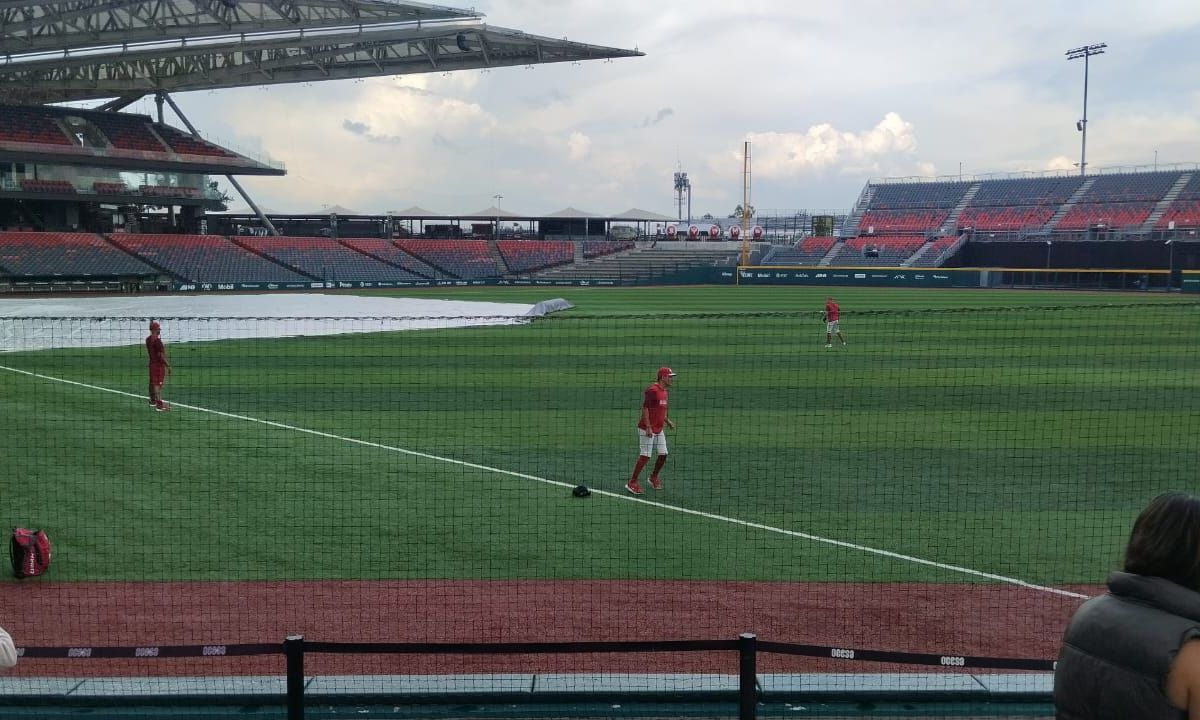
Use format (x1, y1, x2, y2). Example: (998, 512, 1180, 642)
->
(626, 366, 676, 495)
(146, 320, 171, 411)
(824, 297, 847, 348)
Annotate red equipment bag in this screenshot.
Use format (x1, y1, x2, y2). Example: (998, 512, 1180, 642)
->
(10, 528, 51, 579)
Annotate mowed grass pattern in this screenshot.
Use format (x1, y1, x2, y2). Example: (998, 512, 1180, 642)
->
(0, 287, 1196, 589)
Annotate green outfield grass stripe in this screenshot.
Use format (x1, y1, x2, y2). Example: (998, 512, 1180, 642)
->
(0, 362, 1090, 599)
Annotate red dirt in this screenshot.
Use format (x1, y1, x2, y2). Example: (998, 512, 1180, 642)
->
(0, 580, 1099, 677)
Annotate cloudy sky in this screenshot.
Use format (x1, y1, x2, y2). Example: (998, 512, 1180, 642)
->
(137, 0, 1200, 217)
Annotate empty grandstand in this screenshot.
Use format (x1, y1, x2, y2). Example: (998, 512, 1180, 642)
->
(396, 240, 499, 279)
(236, 236, 425, 282)
(827, 166, 1200, 269)
(497, 240, 574, 274)
(339, 238, 439, 279)
(0, 232, 156, 278)
(761, 237, 837, 266)
(529, 243, 749, 283)
(1156, 173, 1200, 229)
(108, 234, 312, 284)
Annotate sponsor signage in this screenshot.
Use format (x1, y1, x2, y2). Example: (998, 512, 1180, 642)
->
(736, 267, 978, 287)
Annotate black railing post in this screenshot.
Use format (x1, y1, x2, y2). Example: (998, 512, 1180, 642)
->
(284, 634, 305, 720)
(737, 632, 757, 720)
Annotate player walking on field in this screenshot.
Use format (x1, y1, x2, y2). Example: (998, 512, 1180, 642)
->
(626, 366, 676, 495)
(146, 320, 171, 412)
(824, 296, 847, 348)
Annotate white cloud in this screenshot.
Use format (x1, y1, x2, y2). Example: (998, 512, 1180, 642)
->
(1045, 155, 1077, 171)
(566, 131, 592, 160)
(709, 113, 921, 179)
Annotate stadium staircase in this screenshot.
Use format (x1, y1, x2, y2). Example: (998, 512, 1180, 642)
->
(230, 237, 319, 280)
(486, 239, 511, 275)
(906, 235, 966, 267)
(1143, 172, 1194, 231)
(102, 234, 180, 279)
(939, 182, 982, 235)
(1044, 176, 1097, 232)
(817, 240, 845, 266)
(901, 240, 936, 267)
(839, 185, 875, 237)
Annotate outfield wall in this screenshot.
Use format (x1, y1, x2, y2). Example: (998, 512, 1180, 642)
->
(4, 267, 1196, 292)
(734, 267, 980, 287)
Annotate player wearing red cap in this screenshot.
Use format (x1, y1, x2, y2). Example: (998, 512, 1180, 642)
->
(824, 297, 846, 349)
(146, 320, 170, 412)
(626, 366, 677, 495)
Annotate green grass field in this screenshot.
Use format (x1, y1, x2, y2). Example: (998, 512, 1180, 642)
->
(1, 286, 1196, 588)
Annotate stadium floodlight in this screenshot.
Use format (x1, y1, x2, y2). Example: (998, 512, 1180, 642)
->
(1066, 43, 1106, 176)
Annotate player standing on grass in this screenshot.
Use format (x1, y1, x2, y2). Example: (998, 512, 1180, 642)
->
(626, 366, 676, 495)
(824, 296, 847, 349)
(146, 320, 170, 412)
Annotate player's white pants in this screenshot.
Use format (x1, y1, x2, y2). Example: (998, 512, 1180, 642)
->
(826, 320, 840, 334)
(638, 429, 668, 456)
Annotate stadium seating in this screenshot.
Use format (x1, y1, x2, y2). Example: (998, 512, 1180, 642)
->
(0, 232, 157, 277)
(237, 237, 413, 282)
(828, 236, 925, 266)
(1155, 200, 1200, 229)
(92, 181, 129, 195)
(1154, 175, 1200, 229)
(339, 238, 438, 278)
(109, 234, 310, 283)
(868, 181, 971, 209)
(0, 107, 73, 147)
(762, 237, 836, 265)
(18, 179, 76, 194)
(0, 105, 256, 168)
(957, 206, 1054, 231)
(1175, 173, 1200, 201)
(153, 124, 239, 158)
(582, 240, 634, 259)
(84, 112, 168, 153)
(1056, 202, 1156, 230)
(907, 236, 959, 267)
(497, 240, 573, 273)
(969, 176, 1083, 206)
(859, 209, 948, 234)
(395, 240, 499, 279)
(1079, 172, 1182, 202)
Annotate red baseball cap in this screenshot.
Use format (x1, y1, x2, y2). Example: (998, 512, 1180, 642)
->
(657, 366, 677, 379)
(149, 321, 160, 331)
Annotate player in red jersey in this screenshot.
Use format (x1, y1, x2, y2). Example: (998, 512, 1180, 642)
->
(626, 366, 676, 495)
(824, 296, 846, 349)
(146, 320, 171, 411)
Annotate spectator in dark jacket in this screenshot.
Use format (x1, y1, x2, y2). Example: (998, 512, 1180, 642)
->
(1055, 492, 1200, 718)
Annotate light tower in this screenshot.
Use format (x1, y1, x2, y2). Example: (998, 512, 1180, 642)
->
(673, 168, 691, 225)
(1066, 43, 1106, 176)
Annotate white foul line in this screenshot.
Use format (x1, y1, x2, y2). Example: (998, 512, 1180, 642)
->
(0, 363, 1089, 600)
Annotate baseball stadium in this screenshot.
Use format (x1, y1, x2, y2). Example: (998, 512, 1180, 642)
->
(0, 2, 1198, 719)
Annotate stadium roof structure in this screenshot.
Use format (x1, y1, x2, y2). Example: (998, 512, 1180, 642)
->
(462, 205, 522, 219)
(389, 205, 440, 218)
(542, 207, 599, 218)
(612, 208, 675, 221)
(0, 0, 644, 105)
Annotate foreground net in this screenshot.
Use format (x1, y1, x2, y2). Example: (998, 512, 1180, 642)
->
(0, 304, 1195, 693)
